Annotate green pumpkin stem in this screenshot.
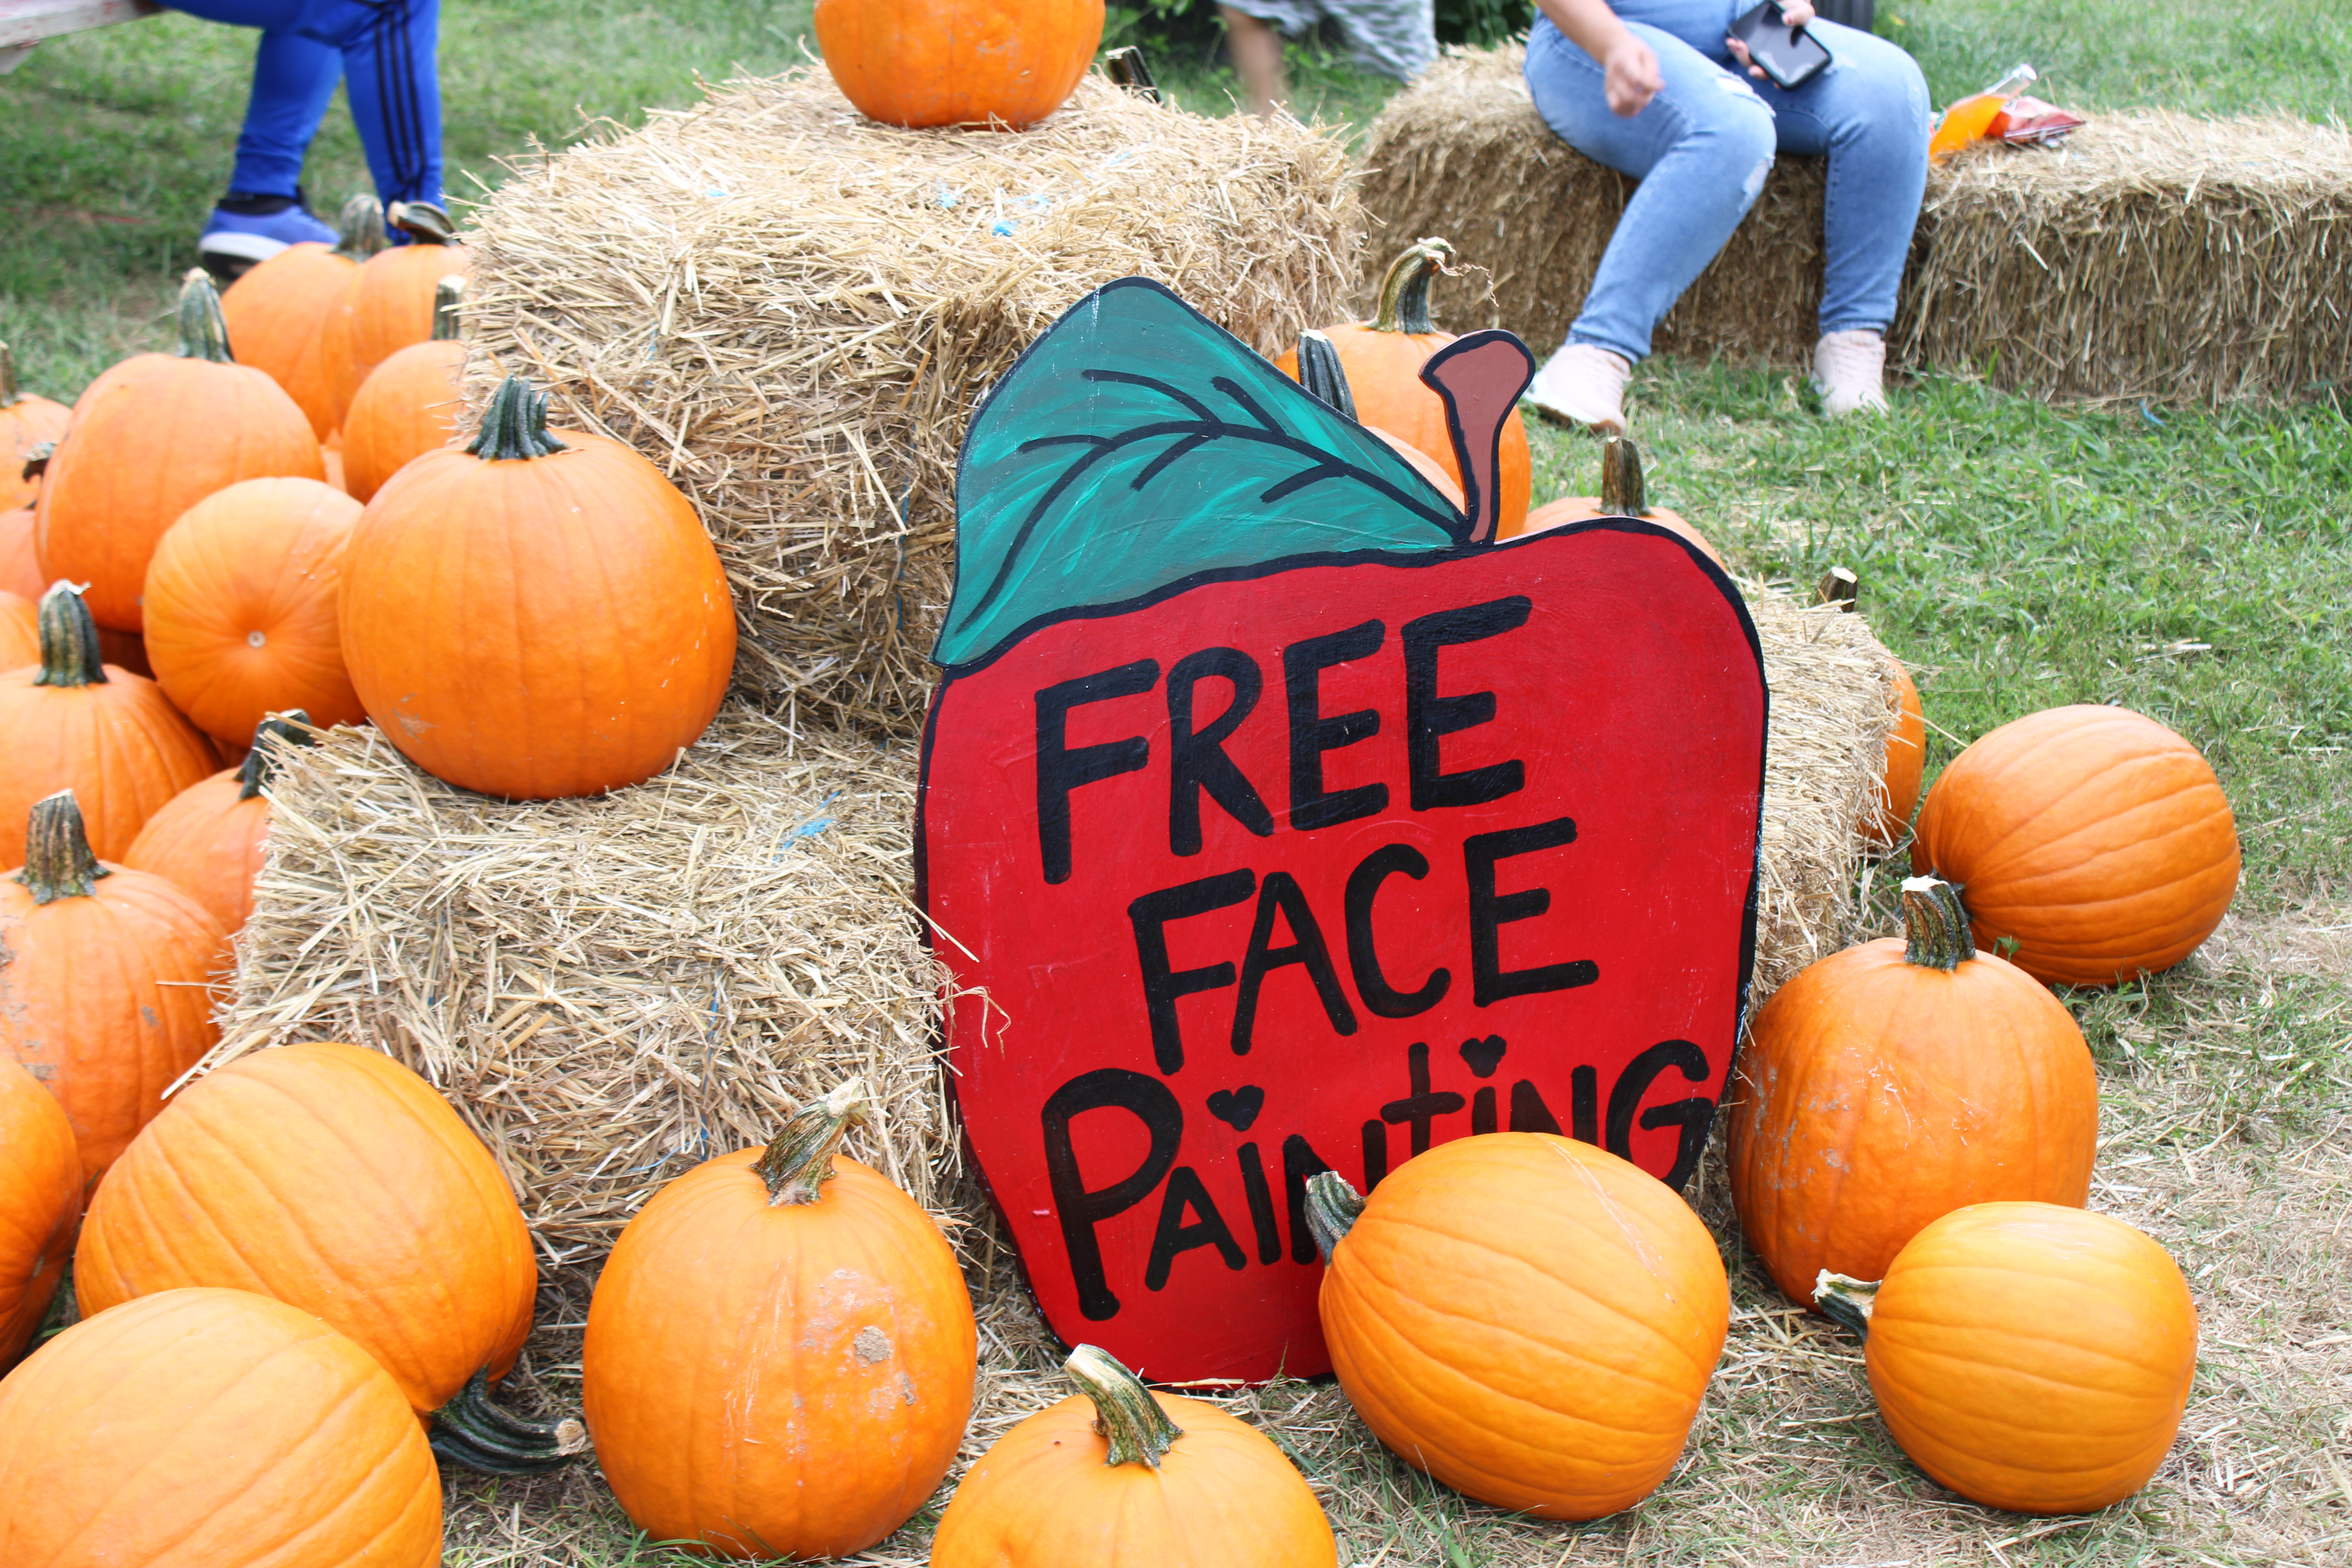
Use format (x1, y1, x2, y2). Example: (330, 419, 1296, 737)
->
(0, 341, 19, 407)
(176, 270, 236, 364)
(333, 194, 388, 262)
(1296, 331, 1358, 421)
(387, 200, 458, 246)
(34, 583, 106, 689)
(238, 710, 316, 802)
(1064, 1344, 1184, 1469)
(467, 376, 568, 462)
(1303, 1170, 1366, 1264)
(22, 441, 53, 486)
(428, 1367, 590, 1474)
(754, 1080, 864, 1205)
(1813, 1270, 1879, 1339)
(430, 276, 466, 343)
(1368, 237, 1454, 336)
(1598, 436, 1650, 518)
(17, 791, 107, 905)
(1901, 876, 1973, 972)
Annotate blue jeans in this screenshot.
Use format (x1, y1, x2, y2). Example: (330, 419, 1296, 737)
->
(1523, 5, 1929, 361)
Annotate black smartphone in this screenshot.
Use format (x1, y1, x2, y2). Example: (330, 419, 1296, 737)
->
(1727, 1, 1833, 90)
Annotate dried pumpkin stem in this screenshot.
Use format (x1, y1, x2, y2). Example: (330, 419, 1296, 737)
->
(176, 270, 236, 364)
(428, 1366, 590, 1474)
(1103, 45, 1162, 103)
(755, 1079, 864, 1205)
(239, 710, 316, 802)
(1900, 876, 1973, 971)
(21, 440, 53, 486)
(34, 582, 106, 689)
(1303, 1170, 1366, 1263)
(1598, 436, 1649, 518)
(430, 276, 466, 343)
(467, 376, 568, 462)
(1813, 1270, 1880, 1339)
(1064, 1343, 1183, 1469)
(1368, 237, 1454, 336)
(1295, 331, 1357, 421)
(1818, 565, 1860, 610)
(388, 199, 458, 246)
(17, 791, 107, 905)
(0, 341, 19, 407)
(333, 193, 388, 262)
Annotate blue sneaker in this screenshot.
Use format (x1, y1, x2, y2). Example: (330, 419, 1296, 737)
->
(198, 191, 338, 281)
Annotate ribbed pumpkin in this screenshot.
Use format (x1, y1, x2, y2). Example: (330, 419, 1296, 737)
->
(0, 1287, 442, 1568)
(35, 272, 323, 632)
(331, 201, 472, 423)
(0, 588, 35, 668)
(122, 713, 312, 935)
(1912, 704, 2240, 987)
(342, 275, 466, 502)
(1817, 1202, 2198, 1514)
(143, 475, 366, 744)
(220, 194, 388, 439)
(1276, 239, 1532, 537)
(1726, 877, 2098, 1308)
(1308, 1133, 1729, 1519)
(0, 1058, 78, 1370)
(0, 791, 224, 1183)
(815, 0, 1104, 129)
(933, 1343, 1336, 1568)
(1864, 661, 1927, 847)
(1505, 436, 1723, 567)
(584, 1083, 978, 1558)
(341, 374, 737, 799)
(0, 584, 220, 864)
(0, 344, 69, 510)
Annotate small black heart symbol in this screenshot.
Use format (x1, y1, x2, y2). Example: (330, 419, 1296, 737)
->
(1459, 1036, 1508, 1078)
(1206, 1086, 1266, 1132)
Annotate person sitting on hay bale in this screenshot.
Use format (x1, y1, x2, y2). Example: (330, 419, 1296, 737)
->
(1519, 0, 1928, 431)
(1221, 0, 1437, 119)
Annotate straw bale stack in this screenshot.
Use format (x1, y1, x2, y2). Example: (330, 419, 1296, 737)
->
(459, 69, 1364, 729)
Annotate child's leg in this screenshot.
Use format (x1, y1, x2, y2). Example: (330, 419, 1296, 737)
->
(1220, 6, 1291, 119)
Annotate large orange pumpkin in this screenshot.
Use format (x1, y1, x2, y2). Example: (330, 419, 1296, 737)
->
(933, 1343, 1337, 1568)
(0, 584, 220, 865)
(1864, 661, 1927, 847)
(0, 1287, 441, 1567)
(583, 1082, 978, 1558)
(1309, 1133, 1728, 1519)
(122, 712, 313, 935)
(1726, 876, 2098, 1308)
(815, 0, 1103, 129)
(0, 1058, 79, 1371)
(0, 344, 69, 510)
(1817, 1202, 2198, 1514)
(0, 790, 224, 1183)
(220, 194, 388, 439)
(341, 373, 737, 799)
(1912, 704, 2239, 987)
(330, 200, 471, 423)
(143, 475, 366, 745)
(1506, 435, 1723, 567)
(342, 274, 467, 502)
(1277, 238, 1533, 538)
(35, 272, 323, 632)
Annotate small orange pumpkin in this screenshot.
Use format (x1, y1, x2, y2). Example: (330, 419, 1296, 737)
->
(584, 1082, 978, 1558)
(1508, 435, 1724, 567)
(0, 344, 69, 511)
(0, 1287, 442, 1567)
(1864, 661, 1926, 847)
(0, 588, 36, 667)
(35, 272, 323, 632)
(815, 0, 1104, 129)
(1817, 1202, 2198, 1514)
(1309, 1133, 1729, 1520)
(1726, 876, 2098, 1307)
(0, 504, 40, 598)
(122, 712, 313, 935)
(0, 790, 224, 1183)
(0, 1058, 79, 1371)
(143, 475, 366, 746)
(933, 1343, 1337, 1567)
(1911, 704, 2240, 987)
(220, 194, 388, 439)
(342, 275, 466, 502)
(330, 201, 471, 424)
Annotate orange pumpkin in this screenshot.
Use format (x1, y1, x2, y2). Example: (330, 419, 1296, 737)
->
(0, 344, 69, 511)
(1865, 661, 1926, 847)
(0, 790, 224, 1183)
(0, 1287, 441, 1567)
(0, 584, 219, 865)
(1277, 239, 1532, 537)
(815, 0, 1103, 129)
(1726, 876, 2098, 1307)
(1506, 435, 1724, 567)
(584, 1082, 978, 1558)
(143, 475, 366, 745)
(1309, 1134, 1729, 1519)
(0, 505, 40, 598)
(1912, 704, 2239, 987)
(342, 274, 466, 502)
(341, 373, 737, 799)
(1817, 1202, 2198, 1514)
(36, 272, 323, 632)
(933, 1343, 1336, 1568)
(331, 201, 471, 423)
(0, 1058, 79, 1371)
(220, 194, 388, 439)
(0, 588, 35, 668)
(122, 712, 313, 935)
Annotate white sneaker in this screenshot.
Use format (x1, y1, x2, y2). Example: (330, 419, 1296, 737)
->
(1813, 329, 1890, 416)
(1524, 342, 1631, 435)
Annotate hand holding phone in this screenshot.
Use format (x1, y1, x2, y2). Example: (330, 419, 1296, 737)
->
(1727, 1, 1833, 91)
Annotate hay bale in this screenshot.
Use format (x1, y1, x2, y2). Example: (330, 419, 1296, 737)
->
(459, 70, 1365, 728)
